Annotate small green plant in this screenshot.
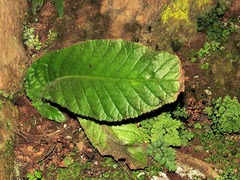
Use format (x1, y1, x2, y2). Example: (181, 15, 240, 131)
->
(62, 156, 74, 167)
(200, 62, 209, 70)
(45, 29, 58, 46)
(22, 25, 42, 51)
(140, 113, 194, 171)
(194, 96, 240, 179)
(219, 168, 239, 180)
(194, 122, 202, 129)
(197, 42, 212, 59)
(197, 2, 231, 43)
(199, 133, 240, 179)
(205, 96, 240, 134)
(27, 170, 44, 180)
(146, 139, 177, 171)
(190, 57, 197, 63)
(197, 2, 226, 33)
(171, 104, 188, 120)
(192, 2, 237, 68)
(197, 41, 224, 59)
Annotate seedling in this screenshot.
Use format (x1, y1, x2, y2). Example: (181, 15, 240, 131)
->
(27, 170, 44, 180)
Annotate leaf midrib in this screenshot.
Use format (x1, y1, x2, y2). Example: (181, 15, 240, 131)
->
(46, 75, 177, 85)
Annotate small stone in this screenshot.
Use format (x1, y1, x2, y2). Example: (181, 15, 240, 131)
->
(151, 172, 169, 180)
(204, 89, 212, 96)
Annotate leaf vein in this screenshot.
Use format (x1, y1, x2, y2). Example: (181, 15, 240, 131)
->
(116, 83, 139, 113)
(101, 43, 124, 74)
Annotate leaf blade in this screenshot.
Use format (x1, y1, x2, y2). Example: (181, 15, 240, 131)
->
(53, 0, 64, 19)
(78, 118, 148, 169)
(25, 39, 184, 121)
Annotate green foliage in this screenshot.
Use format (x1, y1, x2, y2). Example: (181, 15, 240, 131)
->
(218, 168, 239, 180)
(190, 57, 197, 63)
(140, 113, 194, 171)
(199, 133, 240, 179)
(146, 139, 176, 171)
(27, 170, 44, 180)
(63, 156, 74, 167)
(99, 157, 141, 180)
(152, 114, 182, 146)
(197, 2, 228, 42)
(171, 104, 188, 120)
(197, 41, 223, 59)
(178, 125, 195, 146)
(46, 160, 93, 179)
(25, 39, 183, 122)
(194, 122, 202, 129)
(149, 113, 183, 146)
(31, 0, 64, 19)
(200, 62, 209, 70)
(45, 29, 58, 46)
(191, 2, 237, 68)
(205, 96, 240, 134)
(56, 163, 82, 180)
(22, 25, 42, 50)
(4, 141, 14, 159)
(140, 113, 194, 146)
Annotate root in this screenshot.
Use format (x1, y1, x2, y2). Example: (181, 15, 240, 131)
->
(176, 151, 219, 179)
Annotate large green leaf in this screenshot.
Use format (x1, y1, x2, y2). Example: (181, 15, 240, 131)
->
(78, 118, 148, 169)
(25, 39, 184, 122)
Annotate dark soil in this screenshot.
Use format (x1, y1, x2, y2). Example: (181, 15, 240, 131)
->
(14, 96, 88, 176)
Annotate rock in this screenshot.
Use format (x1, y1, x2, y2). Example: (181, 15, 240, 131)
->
(176, 164, 206, 179)
(151, 172, 169, 180)
(176, 151, 219, 179)
(100, 0, 217, 51)
(100, 0, 168, 39)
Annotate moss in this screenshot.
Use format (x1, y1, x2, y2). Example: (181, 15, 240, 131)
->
(3, 140, 14, 159)
(0, 99, 2, 110)
(0, 140, 15, 179)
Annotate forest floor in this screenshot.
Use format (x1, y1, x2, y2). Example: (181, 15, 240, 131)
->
(14, 0, 240, 179)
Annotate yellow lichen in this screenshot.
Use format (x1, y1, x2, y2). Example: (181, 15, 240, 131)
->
(161, 0, 213, 24)
(161, 0, 191, 24)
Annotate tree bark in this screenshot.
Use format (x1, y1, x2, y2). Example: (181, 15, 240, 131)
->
(0, 0, 27, 179)
(0, 0, 28, 94)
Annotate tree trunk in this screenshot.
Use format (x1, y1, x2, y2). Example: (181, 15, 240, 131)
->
(0, 0, 27, 179)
